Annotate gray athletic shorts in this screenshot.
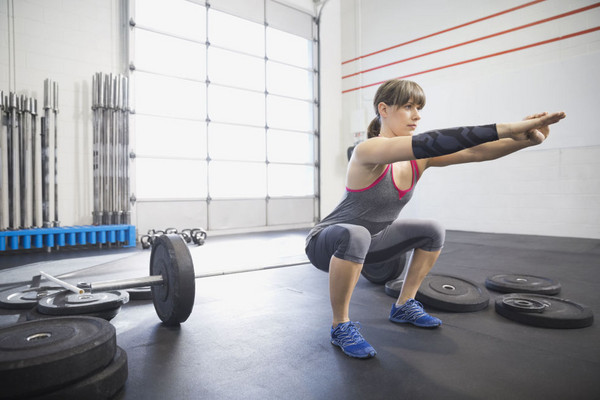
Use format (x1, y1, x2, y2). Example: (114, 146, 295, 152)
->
(305, 219, 445, 272)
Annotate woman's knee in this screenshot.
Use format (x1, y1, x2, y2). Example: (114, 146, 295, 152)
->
(334, 224, 372, 263)
(420, 219, 445, 251)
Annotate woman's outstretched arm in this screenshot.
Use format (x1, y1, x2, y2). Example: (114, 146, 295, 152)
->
(352, 111, 565, 166)
(425, 112, 564, 168)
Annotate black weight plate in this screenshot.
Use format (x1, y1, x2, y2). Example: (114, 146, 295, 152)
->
(150, 234, 196, 326)
(31, 346, 128, 400)
(0, 285, 63, 310)
(495, 293, 594, 329)
(37, 290, 129, 316)
(127, 286, 153, 301)
(416, 274, 490, 312)
(361, 254, 407, 284)
(502, 297, 546, 314)
(384, 279, 404, 298)
(26, 306, 122, 322)
(0, 316, 116, 398)
(485, 274, 561, 295)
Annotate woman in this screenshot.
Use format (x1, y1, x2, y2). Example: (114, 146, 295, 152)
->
(305, 79, 566, 359)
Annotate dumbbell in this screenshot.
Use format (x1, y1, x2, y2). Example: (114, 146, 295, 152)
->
(45, 234, 195, 326)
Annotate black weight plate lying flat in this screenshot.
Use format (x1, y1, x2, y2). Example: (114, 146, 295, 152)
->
(384, 279, 404, 298)
(26, 306, 122, 322)
(37, 290, 129, 316)
(31, 347, 128, 400)
(495, 293, 594, 329)
(361, 254, 407, 284)
(485, 274, 561, 295)
(0, 285, 63, 310)
(150, 234, 196, 326)
(0, 316, 116, 398)
(416, 274, 490, 312)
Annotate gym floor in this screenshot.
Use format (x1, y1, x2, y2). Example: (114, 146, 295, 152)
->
(1, 229, 599, 399)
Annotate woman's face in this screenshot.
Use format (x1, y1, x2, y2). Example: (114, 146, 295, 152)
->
(380, 100, 422, 137)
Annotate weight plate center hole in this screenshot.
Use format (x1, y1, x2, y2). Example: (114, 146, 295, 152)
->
(442, 284, 456, 291)
(27, 332, 52, 342)
(515, 300, 532, 306)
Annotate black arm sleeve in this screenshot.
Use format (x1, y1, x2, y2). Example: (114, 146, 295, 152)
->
(411, 124, 498, 159)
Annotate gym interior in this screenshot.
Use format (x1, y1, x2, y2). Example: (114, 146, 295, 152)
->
(1, 1, 599, 399)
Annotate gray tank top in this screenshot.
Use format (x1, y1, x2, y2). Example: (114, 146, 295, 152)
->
(307, 160, 420, 245)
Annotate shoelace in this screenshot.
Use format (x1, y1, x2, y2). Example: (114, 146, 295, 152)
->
(334, 322, 365, 346)
(398, 300, 428, 321)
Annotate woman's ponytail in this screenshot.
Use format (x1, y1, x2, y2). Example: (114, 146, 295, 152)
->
(367, 117, 381, 138)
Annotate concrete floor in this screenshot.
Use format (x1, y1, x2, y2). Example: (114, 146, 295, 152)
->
(1, 230, 599, 399)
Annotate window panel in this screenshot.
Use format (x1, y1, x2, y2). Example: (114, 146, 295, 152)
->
(137, 158, 207, 199)
(267, 95, 313, 131)
(208, 47, 264, 91)
(135, 72, 205, 119)
(267, 129, 313, 164)
(208, 9, 264, 55)
(135, 29, 205, 80)
(266, 27, 312, 68)
(267, 61, 312, 100)
(208, 85, 265, 126)
(209, 123, 265, 161)
(135, 115, 206, 158)
(268, 164, 314, 197)
(135, 0, 206, 42)
(209, 161, 266, 198)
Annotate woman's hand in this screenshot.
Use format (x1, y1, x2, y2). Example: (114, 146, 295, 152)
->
(497, 111, 566, 143)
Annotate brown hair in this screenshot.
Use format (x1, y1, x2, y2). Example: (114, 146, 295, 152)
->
(366, 80, 426, 138)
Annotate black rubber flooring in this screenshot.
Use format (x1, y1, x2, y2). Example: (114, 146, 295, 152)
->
(1, 230, 599, 399)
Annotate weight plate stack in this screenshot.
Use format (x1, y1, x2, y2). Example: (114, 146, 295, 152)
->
(495, 293, 594, 329)
(0, 316, 117, 398)
(30, 346, 128, 399)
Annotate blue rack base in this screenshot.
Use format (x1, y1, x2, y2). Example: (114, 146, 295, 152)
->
(0, 225, 136, 252)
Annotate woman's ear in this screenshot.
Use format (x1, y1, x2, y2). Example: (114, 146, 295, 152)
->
(377, 102, 389, 118)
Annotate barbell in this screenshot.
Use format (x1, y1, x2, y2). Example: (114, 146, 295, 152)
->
(43, 234, 196, 326)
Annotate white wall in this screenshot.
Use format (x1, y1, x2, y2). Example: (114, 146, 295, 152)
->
(332, 0, 600, 239)
(0, 0, 125, 226)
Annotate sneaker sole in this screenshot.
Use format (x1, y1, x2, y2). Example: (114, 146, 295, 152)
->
(331, 340, 377, 359)
(389, 317, 442, 328)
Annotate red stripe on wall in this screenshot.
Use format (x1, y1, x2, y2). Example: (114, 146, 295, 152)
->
(342, 26, 600, 94)
(342, 3, 600, 80)
(341, 0, 546, 65)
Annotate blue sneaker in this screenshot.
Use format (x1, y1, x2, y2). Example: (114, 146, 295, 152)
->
(389, 299, 442, 328)
(330, 321, 377, 359)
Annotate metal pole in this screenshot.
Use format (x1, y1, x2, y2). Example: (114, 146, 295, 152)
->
(22, 96, 33, 228)
(113, 75, 121, 225)
(92, 73, 100, 225)
(53, 81, 59, 227)
(41, 113, 50, 227)
(122, 76, 130, 225)
(9, 93, 21, 229)
(105, 75, 112, 225)
(42, 79, 53, 228)
(32, 98, 42, 227)
(0, 91, 8, 230)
